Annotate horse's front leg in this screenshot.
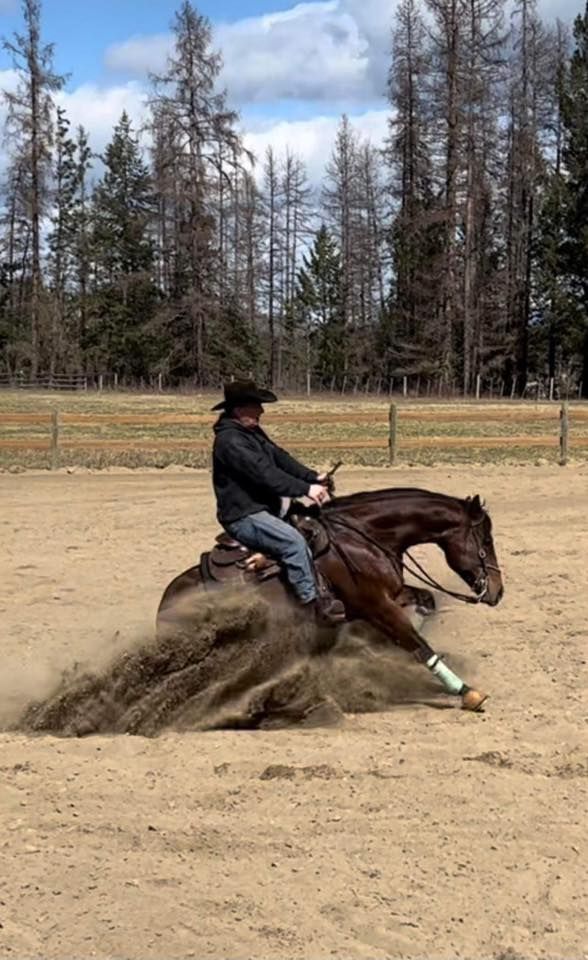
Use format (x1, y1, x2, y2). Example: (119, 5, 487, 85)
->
(396, 585, 436, 616)
(371, 592, 487, 712)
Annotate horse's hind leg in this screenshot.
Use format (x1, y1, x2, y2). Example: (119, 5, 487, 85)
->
(371, 592, 487, 712)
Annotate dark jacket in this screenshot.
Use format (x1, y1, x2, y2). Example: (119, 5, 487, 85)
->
(212, 415, 318, 525)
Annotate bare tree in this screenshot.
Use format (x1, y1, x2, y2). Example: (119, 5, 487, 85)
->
(504, 0, 552, 392)
(261, 147, 283, 386)
(461, 0, 507, 392)
(149, 1, 245, 384)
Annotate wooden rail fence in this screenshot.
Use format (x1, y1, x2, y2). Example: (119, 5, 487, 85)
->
(0, 403, 586, 468)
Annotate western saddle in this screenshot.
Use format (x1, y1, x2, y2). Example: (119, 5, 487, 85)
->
(200, 512, 331, 589)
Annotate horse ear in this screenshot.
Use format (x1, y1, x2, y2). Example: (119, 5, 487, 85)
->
(468, 494, 483, 515)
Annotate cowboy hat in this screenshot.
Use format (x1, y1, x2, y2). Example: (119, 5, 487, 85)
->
(211, 379, 278, 412)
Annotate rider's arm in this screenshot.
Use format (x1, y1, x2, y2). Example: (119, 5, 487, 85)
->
(217, 432, 311, 498)
(267, 440, 319, 484)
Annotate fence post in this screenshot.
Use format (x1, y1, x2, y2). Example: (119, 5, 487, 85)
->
(549, 377, 554, 402)
(559, 401, 569, 466)
(475, 374, 481, 400)
(50, 409, 60, 470)
(403, 376, 408, 398)
(388, 402, 398, 466)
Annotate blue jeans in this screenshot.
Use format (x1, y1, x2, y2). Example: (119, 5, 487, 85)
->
(225, 511, 317, 603)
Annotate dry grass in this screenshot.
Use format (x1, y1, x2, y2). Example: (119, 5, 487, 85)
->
(1, 389, 587, 470)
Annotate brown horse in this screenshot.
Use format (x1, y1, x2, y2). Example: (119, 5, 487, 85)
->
(157, 487, 504, 711)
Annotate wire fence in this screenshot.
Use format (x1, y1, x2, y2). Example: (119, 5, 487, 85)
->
(0, 371, 584, 401)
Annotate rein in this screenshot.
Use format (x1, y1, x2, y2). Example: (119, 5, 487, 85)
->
(402, 550, 485, 605)
(323, 510, 493, 606)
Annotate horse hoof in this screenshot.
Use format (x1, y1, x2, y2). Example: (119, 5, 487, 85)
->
(461, 689, 488, 712)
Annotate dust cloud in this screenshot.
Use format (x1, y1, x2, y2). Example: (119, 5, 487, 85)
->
(8, 588, 447, 737)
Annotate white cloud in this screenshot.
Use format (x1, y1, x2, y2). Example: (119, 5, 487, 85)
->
(56, 81, 148, 155)
(105, 0, 387, 105)
(243, 108, 389, 183)
(104, 33, 171, 76)
(1, 71, 149, 179)
(104, 0, 580, 110)
(3, 66, 387, 187)
(217, 2, 371, 104)
(0, 67, 18, 96)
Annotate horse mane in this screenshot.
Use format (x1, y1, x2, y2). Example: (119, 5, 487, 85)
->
(326, 487, 469, 513)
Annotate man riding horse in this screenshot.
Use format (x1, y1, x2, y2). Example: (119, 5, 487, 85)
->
(152, 389, 505, 716)
(212, 379, 346, 626)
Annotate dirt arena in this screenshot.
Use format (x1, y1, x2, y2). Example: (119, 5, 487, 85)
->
(1, 463, 587, 960)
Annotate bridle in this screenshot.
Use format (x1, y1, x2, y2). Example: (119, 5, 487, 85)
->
(322, 506, 501, 606)
(403, 509, 501, 604)
(402, 546, 497, 605)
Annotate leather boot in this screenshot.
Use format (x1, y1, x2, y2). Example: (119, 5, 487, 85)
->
(312, 594, 346, 626)
(310, 569, 346, 625)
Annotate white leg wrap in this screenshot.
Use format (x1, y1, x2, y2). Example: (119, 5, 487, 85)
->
(426, 654, 465, 696)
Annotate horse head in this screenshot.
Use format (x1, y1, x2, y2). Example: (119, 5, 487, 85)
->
(443, 494, 504, 606)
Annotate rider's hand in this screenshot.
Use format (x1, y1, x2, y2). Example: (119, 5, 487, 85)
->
(308, 483, 329, 505)
(317, 471, 335, 496)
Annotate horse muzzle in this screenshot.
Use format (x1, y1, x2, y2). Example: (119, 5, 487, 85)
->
(479, 574, 504, 606)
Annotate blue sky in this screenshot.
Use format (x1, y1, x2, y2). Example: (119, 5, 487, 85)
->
(1, 0, 302, 88)
(0, 0, 584, 182)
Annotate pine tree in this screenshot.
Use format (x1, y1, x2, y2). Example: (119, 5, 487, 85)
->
(294, 226, 345, 391)
(534, 173, 578, 381)
(322, 116, 360, 344)
(74, 125, 93, 356)
(48, 107, 77, 373)
(0, 155, 30, 374)
(88, 112, 157, 376)
(208, 295, 261, 383)
(2, 0, 66, 375)
(561, 2, 588, 395)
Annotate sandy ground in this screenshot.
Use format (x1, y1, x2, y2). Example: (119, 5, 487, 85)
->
(1, 464, 587, 960)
